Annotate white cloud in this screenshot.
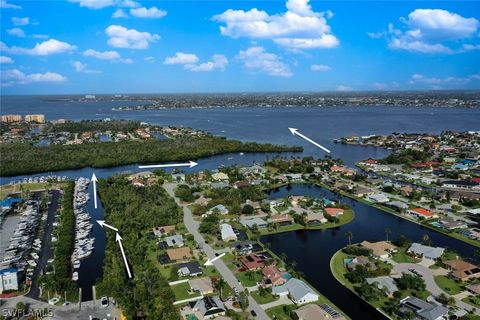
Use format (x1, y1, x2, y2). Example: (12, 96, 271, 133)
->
(409, 73, 480, 86)
(69, 0, 139, 9)
(372, 9, 479, 54)
(0, 0, 21, 9)
(2, 39, 76, 56)
(130, 6, 166, 19)
(105, 25, 159, 49)
(112, 9, 128, 18)
(0, 56, 14, 64)
(72, 61, 101, 73)
(1, 69, 66, 87)
(372, 82, 399, 90)
(213, 0, 339, 50)
(463, 44, 480, 51)
(12, 17, 29, 26)
(236, 46, 292, 77)
(336, 85, 353, 92)
(144, 56, 155, 62)
(83, 48, 132, 63)
(186, 54, 228, 72)
(310, 64, 330, 72)
(33, 34, 49, 39)
(7, 28, 25, 38)
(164, 52, 199, 65)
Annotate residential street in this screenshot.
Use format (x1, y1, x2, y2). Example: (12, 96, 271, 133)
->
(164, 183, 270, 320)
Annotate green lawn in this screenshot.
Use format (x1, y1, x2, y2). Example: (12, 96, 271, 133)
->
(170, 282, 200, 301)
(330, 250, 354, 290)
(236, 271, 263, 287)
(266, 305, 294, 320)
(434, 275, 465, 295)
(391, 248, 420, 264)
(251, 291, 279, 304)
(462, 295, 480, 308)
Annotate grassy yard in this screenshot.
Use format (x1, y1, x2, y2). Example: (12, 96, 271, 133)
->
(391, 248, 420, 264)
(266, 305, 294, 320)
(0, 182, 66, 198)
(251, 291, 279, 304)
(463, 295, 480, 308)
(170, 282, 200, 301)
(330, 250, 354, 290)
(434, 275, 465, 295)
(236, 271, 263, 287)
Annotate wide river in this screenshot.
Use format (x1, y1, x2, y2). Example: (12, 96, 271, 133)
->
(1, 97, 480, 318)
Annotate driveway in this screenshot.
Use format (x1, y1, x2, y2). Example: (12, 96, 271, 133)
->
(260, 295, 294, 310)
(164, 183, 270, 320)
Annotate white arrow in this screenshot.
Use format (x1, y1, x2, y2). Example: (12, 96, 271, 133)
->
(138, 160, 198, 169)
(91, 173, 98, 209)
(204, 253, 225, 266)
(96, 220, 119, 232)
(116, 233, 132, 279)
(288, 127, 331, 153)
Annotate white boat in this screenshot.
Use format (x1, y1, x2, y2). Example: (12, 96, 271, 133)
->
(73, 260, 81, 269)
(72, 272, 79, 281)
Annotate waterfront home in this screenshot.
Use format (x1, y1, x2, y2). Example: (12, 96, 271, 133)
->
(162, 234, 185, 248)
(240, 217, 267, 229)
(228, 241, 262, 255)
(443, 259, 480, 281)
(437, 218, 468, 230)
(262, 265, 288, 287)
(386, 201, 409, 212)
(330, 165, 355, 176)
(360, 241, 396, 260)
(448, 191, 480, 202)
(0, 268, 18, 293)
(244, 199, 261, 211)
(442, 180, 480, 191)
(293, 303, 346, 320)
(270, 214, 294, 226)
(366, 193, 390, 203)
(466, 283, 480, 295)
(211, 172, 229, 181)
(220, 224, 237, 242)
(352, 186, 373, 197)
(240, 253, 271, 271)
(324, 207, 344, 218)
(272, 278, 319, 305)
(467, 208, 480, 215)
(407, 243, 445, 260)
(345, 256, 376, 272)
(233, 180, 250, 189)
(289, 195, 306, 206)
(189, 277, 214, 295)
(167, 247, 192, 262)
(192, 296, 226, 319)
(399, 296, 448, 320)
(206, 204, 229, 216)
(407, 208, 437, 219)
(305, 213, 328, 225)
(177, 262, 203, 277)
(171, 173, 186, 183)
(400, 186, 414, 196)
(366, 276, 399, 296)
(152, 225, 176, 237)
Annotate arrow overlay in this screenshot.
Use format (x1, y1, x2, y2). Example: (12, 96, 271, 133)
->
(91, 173, 98, 209)
(204, 253, 225, 266)
(96, 220, 119, 232)
(138, 160, 198, 169)
(116, 233, 132, 279)
(288, 127, 331, 153)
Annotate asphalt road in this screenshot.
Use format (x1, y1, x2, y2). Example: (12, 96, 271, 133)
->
(164, 182, 270, 320)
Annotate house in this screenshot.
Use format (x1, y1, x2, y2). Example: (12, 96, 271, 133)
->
(324, 207, 344, 218)
(171, 174, 186, 182)
(152, 225, 176, 237)
(210, 182, 230, 189)
(166, 247, 192, 262)
(272, 278, 319, 305)
(0, 268, 18, 293)
(211, 172, 229, 181)
(399, 296, 448, 320)
(228, 241, 262, 255)
(407, 243, 445, 260)
(270, 214, 293, 226)
(305, 213, 327, 225)
(345, 256, 376, 272)
(289, 196, 306, 206)
(360, 241, 396, 260)
(352, 187, 373, 197)
(366, 193, 390, 203)
(177, 262, 203, 277)
(220, 224, 237, 242)
(206, 204, 229, 216)
(443, 259, 480, 281)
(240, 253, 270, 271)
(400, 186, 414, 196)
(240, 217, 268, 229)
(262, 265, 288, 287)
(189, 277, 214, 295)
(437, 218, 467, 230)
(408, 208, 437, 219)
(192, 296, 226, 319)
(386, 201, 409, 211)
(466, 283, 480, 295)
(234, 180, 250, 189)
(162, 234, 185, 248)
(366, 276, 398, 296)
(293, 303, 346, 320)
(442, 180, 480, 191)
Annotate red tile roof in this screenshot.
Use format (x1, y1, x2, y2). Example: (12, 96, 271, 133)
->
(411, 208, 433, 217)
(324, 207, 344, 217)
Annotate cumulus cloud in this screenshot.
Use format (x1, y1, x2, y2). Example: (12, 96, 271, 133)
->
(105, 25, 159, 49)
(0, 56, 14, 64)
(164, 52, 199, 65)
(12, 17, 29, 26)
(112, 9, 128, 18)
(83, 48, 132, 63)
(1, 69, 66, 87)
(7, 28, 25, 38)
(409, 73, 480, 87)
(69, 0, 141, 10)
(371, 9, 479, 54)
(2, 39, 76, 56)
(163, 52, 227, 72)
(236, 46, 292, 77)
(336, 85, 353, 92)
(73, 61, 101, 73)
(310, 64, 330, 72)
(212, 0, 339, 50)
(0, 0, 21, 9)
(130, 6, 166, 18)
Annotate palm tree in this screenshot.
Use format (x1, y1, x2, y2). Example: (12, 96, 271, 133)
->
(345, 231, 353, 246)
(422, 234, 431, 246)
(215, 278, 226, 299)
(385, 228, 392, 242)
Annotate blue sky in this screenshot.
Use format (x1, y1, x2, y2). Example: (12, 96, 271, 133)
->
(1, 0, 479, 94)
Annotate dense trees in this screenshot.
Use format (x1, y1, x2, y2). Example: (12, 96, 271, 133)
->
(199, 215, 220, 235)
(1, 136, 302, 176)
(174, 185, 195, 203)
(396, 273, 426, 292)
(48, 120, 141, 133)
(97, 176, 181, 319)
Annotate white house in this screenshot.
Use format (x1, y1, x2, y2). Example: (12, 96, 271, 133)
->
(206, 204, 229, 216)
(272, 278, 318, 305)
(0, 268, 18, 293)
(220, 224, 237, 242)
(366, 193, 390, 203)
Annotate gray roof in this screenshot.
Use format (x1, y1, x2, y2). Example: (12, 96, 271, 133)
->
(386, 201, 409, 209)
(177, 261, 202, 275)
(240, 217, 267, 228)
(400, 296, 448, 320)
(164, 234, 184, 247)
(407, 243, 445, 260)
(366, 276, 398, 295)
(210, 183, 230, 189)
(272, 278, 318, 302)
(194, 296, 225, 316)
(220, 223, 237, 240)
